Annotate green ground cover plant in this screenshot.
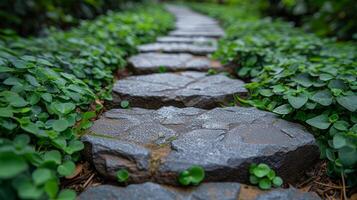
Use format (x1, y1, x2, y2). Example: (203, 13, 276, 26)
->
(249, 163, 283, 190)
(0, 4, 173, 199)
(189, 3, 357, 186)
(178, 165, 205, 186)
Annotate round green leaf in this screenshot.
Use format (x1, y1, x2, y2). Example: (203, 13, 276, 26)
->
(57, 189, 76, 200)
(32, 168, 53, 185)
(57, 161, 75, 176)
(44, 179, 59, 199)
(44, 150, 62, 165)
(253, 163, 271, 178)
(0, 152, 28, 179)
(52, 119, 69, 132)
(332, 134, 347, 149)
(116, 169, 129, 182)
(272, 176, 283, 187)
(258, 178, 272, 190)
(249, 175, 259, 184)
(120, 100, 130, 109)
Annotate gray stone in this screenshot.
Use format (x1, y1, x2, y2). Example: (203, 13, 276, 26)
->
(78, 182, 241, 200)
(128, 53, 222, 74)
(138, 43, 216, 55)
(157, 36, 217, 45)
(256, 188, 321, 200)
(112, 71, 246, 109)
(83, 106, 319, 184)
(169, 30, 224, 38)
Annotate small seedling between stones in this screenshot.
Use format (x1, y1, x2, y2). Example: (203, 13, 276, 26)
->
(116, 169, 129, 182)
(120, 100, 130, 109)
(158, 66, 167, 73)
(249, 163, 283, 190)
(178, 165, 205, 186)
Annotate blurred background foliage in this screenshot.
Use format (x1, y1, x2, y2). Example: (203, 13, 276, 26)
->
(176, 0, 357, 40)
(0, 0, 146, 36)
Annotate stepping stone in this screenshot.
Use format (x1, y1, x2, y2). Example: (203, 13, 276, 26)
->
(169, 30, 224, 38)
(128, 53, 222, 74)
(157, 36, 217, 45)
(79, 183, 321, 200)
(112, 71, 246, 109)
(79, 182, 241, 200)
(83, 106, 319, 185)
(138, 43, 216, 55)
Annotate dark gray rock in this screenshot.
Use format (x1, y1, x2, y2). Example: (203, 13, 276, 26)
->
(83, 106, 319, 184)
(78, 182, 241, 200)
(256, 188, 321, 200)
(157, 36, 217, 45)
(128, 53, 222, 74)
(112, 71, 246, 109)
(138, 43, 216, 55)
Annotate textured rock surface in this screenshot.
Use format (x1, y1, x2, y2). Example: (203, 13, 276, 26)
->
(138, 43, 216, 55)
(83, 106, 319, 184)
(256, 188, 321, 200)
(79, 183, 320, 200)
(112, 71, 246, 109)
(128, 53, 222, 74)
(78, 182, 241, 200)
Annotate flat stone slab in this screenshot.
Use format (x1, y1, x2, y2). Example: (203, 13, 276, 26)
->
(79, 182, 241, 200)
(169, 30, 224, 38)
(79, 183, 321, 200)
(83, 106, 318, 185)
(112, 71, 246, 109)
(157, 36, 217, 45)
(138, 43, 216, 55)
(128, 53, 222, 74)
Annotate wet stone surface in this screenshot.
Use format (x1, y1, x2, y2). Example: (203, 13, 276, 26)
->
(128, 53, 222, 74)
(138, 43, 216, 55)
(79, 183, 321, 200)
(83, 106, 319, 185)
(112, 71, 246, 109)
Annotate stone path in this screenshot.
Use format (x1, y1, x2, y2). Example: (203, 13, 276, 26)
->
(81, 5, 320, 200)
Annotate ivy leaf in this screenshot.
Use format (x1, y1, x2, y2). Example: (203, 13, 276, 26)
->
(0, 107, 13, 117)
(306, 114, 331, 129)
(287, 94, 308, 109)
(2, 91, 28, 107)
(53, 102, 76, 115)
(273, 104, 293, 115)
(310, 90, 332, 106)
(336, 95, 357, 112)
